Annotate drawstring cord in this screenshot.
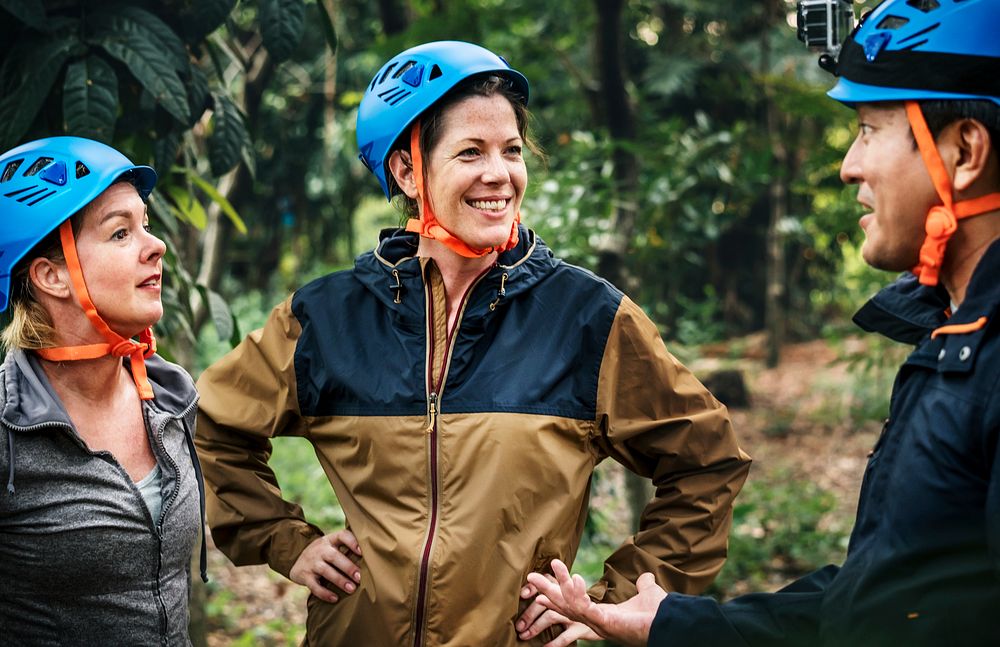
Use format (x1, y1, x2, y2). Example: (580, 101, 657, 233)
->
(6, 431, 14, 495)
(183, 425, 209, 583)
(489, 272, 508, 311)
(390, 269, 403, 304)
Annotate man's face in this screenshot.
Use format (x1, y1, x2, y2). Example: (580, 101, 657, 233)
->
(839, 103, 939, 272)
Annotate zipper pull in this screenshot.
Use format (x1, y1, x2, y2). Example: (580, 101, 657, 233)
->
(426, 392, 438, 434)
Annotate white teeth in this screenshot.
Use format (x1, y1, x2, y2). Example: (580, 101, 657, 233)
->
(470, 199, 507, 211)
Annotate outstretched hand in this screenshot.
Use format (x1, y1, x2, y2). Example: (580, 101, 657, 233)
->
(289, 529, 363, 603)
(517, 574, 600, 646)
(526, 559, 667, 647)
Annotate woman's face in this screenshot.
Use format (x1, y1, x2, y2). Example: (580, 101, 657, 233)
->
(71, 182, 166, 337)
(423, 94, 527, 251)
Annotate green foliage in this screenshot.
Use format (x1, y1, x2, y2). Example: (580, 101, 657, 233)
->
(261, 0, 307, 62)
(706, 471, 849, 597)
(62, 56, 119, 142)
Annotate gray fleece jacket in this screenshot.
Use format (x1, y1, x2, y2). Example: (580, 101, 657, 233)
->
(0, 349, 205, 646)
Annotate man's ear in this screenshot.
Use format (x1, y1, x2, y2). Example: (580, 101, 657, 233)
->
(387, 150, 418, 199)
(949, 118, 996, 193)
(28, 257, 71, 301)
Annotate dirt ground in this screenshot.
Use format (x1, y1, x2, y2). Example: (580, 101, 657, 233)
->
(204, 338, 884, 645)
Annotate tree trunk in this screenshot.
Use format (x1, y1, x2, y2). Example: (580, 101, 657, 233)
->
(592, 0, 651, 531)
(762, 24, 787, 368)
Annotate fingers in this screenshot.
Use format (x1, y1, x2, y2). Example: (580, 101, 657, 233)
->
(636, 572, 656, 591)
(330, 529, 363, 556)
(520, 582, 538, 599)
(518, 608, 572, 642)
(516, 595, 550, 635)
(290, 532, 365, 604)
(542, 621, 602, 647)
(526, 572, 562, 604)
(303, 573, 341, 604)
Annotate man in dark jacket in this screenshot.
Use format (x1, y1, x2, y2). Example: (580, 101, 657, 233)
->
(525, 0, 1000, 645)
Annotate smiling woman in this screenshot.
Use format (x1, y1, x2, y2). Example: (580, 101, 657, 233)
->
(195, 40, 750, 647)
(0, 137, 206, 646)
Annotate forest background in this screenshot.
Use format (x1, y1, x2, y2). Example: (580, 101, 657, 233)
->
(1, 0, 902, 644)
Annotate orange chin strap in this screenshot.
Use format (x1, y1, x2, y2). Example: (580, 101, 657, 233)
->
(403, 120, 520, 258)
(906, 101, 1000, 286)
(35, 220, 157, 400)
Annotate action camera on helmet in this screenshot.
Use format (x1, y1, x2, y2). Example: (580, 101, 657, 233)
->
(797, 0, 855, 72)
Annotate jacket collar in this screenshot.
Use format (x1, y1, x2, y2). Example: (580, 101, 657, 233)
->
(1, 349, 198, 431)
(853, 237, 1000, 373)
(354, 224, 560, 316)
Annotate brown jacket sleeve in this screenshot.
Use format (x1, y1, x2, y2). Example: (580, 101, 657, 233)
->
(589, 296, 751, 602)
(195, 296, 324, 579)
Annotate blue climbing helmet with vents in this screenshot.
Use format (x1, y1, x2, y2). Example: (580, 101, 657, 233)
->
(356, 40, 530, 199)
(0, 136, 156, 312)
(829, 0, 1000, 106)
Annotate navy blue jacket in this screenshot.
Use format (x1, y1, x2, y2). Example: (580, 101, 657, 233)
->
(651, 240, 1000, 646)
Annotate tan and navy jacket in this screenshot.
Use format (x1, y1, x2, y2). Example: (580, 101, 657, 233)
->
(195, 226, 750, 646)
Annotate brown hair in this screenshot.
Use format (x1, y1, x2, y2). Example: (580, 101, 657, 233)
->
(387, 73, 544, 221)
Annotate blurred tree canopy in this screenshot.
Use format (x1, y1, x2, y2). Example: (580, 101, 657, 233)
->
(0, 0, 877, 358)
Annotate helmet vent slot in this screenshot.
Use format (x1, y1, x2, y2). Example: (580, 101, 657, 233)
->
(76, 161, 90, 179)
(14, 187, 48, 203)
(23, 157, 53, 177)
(898, 22, 940, 44)
(1, 159, 22, 183)
(378, 87, 411, 106)
(429, 65, 442, 81)
(877, 15, 910, 29)
(905, 0, 940, 12)
(393, 60, 416, 79)
(26, 190, 57, 206)
(379, 63, 398, 85)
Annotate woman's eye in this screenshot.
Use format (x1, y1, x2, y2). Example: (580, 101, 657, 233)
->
(143, 223, 152, 234)
(458, 148, 480, 158)
(112, 229, 129, 241)
(506, 145, 523, 156)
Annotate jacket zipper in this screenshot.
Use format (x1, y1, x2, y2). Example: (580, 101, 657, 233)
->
(412, 265, 494, 647)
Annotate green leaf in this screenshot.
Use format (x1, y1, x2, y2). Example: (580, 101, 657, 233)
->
(183, 167, 248, 234)
(93, 6, 189, 71)
(206, 288, 234, 344)
(0, 0, 46, 30)
(88, 12, 190, 123)
(147, 193, 180, 239)
(153, 130, 182, 180)
(312, 0, 338, 56)
(185, 63, 211, 126)
(166, 185, 208, 229)
(207, 94, 251, 178)
(62, 56, 119, 142)
(260, 0, 306, 63)
(0, 33, 81, 150)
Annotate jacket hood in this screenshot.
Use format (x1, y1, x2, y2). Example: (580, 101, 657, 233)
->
(353, 224, 561, 316)
(853, 238, 1000, 344)
(2, 350, 198, 431)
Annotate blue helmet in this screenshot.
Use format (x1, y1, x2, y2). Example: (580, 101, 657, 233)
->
(0, 136, 156, 312)
(356, 40, 530, 199)
(829, 0, 1000, 106)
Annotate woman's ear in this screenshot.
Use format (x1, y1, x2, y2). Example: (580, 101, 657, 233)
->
(28, 257, 71, 301)
(950, 118, 996, 194)
(387, 150, 418, 199)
